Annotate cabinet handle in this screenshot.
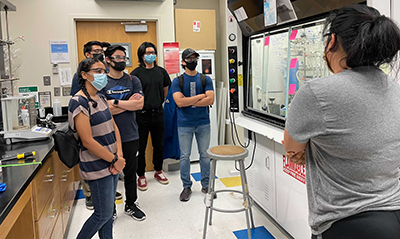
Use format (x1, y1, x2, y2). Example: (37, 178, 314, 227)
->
(50, 209, 58, 218)
(44, 174, 55, 182)
(65, 205, 70, 213)
(61, 174, 68, 182)
(265, 156, 270, 170)
(63, 169, 72, 173)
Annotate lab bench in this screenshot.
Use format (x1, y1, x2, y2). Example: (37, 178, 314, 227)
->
(0, 136, 80, 239)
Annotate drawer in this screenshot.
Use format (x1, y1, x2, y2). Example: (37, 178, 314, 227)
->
(61, 184, 75, 234)
(50, 213, 63, 239)
(35, 189, 61, 239)
(59, 164, 74, 199)
(32, 153, 57, 221)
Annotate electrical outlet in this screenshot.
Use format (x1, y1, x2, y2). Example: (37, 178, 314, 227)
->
(54, 87, 60, 96)
(43, 75, 51, 86)
(62, 86, 71, 96)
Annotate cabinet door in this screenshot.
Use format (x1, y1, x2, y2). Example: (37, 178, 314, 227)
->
(274, 142, 310, 239)
(247, 140, 276, 218)
(35, 190, 61, 239)
(32, 152, 57, 221)
(61, 184, 75, 234)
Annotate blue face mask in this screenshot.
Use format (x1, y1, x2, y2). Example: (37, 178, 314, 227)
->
(88, 73, 108, 90)
(144, 54, 156, 64)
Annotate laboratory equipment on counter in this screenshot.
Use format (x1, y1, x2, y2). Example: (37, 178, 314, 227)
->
(1, 95, 51, 144)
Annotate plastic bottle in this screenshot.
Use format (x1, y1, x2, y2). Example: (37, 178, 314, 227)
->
(21, 109, 29, 126)
(53, 99, 62, 116)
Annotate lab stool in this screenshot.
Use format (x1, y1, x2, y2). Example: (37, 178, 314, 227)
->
(203, 145, 255, 239)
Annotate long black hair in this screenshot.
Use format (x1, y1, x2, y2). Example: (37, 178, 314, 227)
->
(137, 42, 158, 68)
(77, 58, 104, 108)
(323, 4, 400, 69)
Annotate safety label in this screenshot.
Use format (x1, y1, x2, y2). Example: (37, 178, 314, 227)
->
(283, 155, 305, 184)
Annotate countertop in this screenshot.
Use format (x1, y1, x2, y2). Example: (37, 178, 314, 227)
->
(0, 133, 56, 224)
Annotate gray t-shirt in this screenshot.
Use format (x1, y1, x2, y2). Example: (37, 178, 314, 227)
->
(286, 66, 400, 235)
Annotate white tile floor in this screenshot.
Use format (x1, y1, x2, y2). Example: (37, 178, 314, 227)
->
(66, 161, 290, 239)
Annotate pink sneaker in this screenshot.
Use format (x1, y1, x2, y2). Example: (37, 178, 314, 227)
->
(154, 171, 169, 184)
(137, 176, 148, 191)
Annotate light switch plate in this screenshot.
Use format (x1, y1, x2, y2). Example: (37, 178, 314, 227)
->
(62, 86, 71, 96)
(54, 87, 60, 96)
(43, 75, 51, 86)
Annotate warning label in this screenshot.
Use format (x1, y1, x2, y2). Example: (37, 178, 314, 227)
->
(283, 155, 306, 184)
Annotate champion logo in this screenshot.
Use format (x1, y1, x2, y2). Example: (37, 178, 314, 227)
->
(106, 89, 130, 94)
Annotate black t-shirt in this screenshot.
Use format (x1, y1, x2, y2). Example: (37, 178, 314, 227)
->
(130, 65, 171, 110)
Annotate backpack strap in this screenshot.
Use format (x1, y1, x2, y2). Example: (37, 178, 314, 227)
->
(178, 75, 184, 92)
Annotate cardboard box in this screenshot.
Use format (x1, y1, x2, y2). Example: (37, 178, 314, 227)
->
(175, 9, 216, 50)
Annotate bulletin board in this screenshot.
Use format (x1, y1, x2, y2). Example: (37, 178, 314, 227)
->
(175, 9, 216, 50)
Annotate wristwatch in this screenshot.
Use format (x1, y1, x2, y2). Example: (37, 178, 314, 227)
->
(111, 154, 118, 165)
(113, 99, 119, 106)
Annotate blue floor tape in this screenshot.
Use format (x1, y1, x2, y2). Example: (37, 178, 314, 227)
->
(233, 226, 275, 239)
(75, 189, 85, 200)
(191, 172, 218, 182)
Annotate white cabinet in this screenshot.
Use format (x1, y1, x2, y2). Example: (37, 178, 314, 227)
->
(246, 139, 276, 218)
(274, 142, 310, 239)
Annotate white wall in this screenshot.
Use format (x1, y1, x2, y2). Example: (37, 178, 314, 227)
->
(3, 0, 175, 106)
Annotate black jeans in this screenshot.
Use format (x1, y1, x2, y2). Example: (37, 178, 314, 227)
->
(136, 109, 165, 177)
(122, 140, 139, 206)
(312, 210, 400, 239)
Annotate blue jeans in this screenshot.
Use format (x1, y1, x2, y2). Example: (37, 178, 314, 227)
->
(178, 124, 210, 189)
(77, 174, 118, 239)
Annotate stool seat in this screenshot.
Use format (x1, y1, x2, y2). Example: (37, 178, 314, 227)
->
(207, 145, 249, 161)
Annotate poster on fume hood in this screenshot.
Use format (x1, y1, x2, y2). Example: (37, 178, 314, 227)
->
(50, 40, 70, 64)
(264, 0, 277, 26)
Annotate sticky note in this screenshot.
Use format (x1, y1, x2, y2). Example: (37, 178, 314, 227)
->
(289, 58, 297, 69)
(289, 29, 298, 40)
(264, 36, 270, 46)
(289, 84, 296, 95)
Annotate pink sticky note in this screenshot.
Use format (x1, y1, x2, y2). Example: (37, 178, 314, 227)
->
(289, 58, 297, 69)
(289, 84, 296, 95)
(264, 36, 270, 46)
(289, 29, 298, 40)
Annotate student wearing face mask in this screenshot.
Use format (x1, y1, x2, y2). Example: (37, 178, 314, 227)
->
(130, 42, 171, 191)
(70, 41, 123, 211)
(101, 45, 146, 221)
(69, 58, 125, 239)
(170, 48, 215, 201)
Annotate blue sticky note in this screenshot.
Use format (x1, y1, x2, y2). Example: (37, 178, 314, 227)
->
(191, 172, 218, 182)
(233, 226, 275, 239)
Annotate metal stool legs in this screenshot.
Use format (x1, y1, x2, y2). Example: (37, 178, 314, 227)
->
(203, 157, 255, 239)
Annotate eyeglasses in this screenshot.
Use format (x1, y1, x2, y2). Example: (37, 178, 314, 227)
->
(89, 68, 108, 74)
(91, 49, 104, 54)
(185, 57, 198, 63)
(145, 51, 156, 55)
(110, 56, 129, 61)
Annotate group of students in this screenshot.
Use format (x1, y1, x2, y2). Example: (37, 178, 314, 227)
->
(68, 40, 214, 238)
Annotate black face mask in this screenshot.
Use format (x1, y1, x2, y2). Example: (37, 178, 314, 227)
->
(92, 53, 104, 62)
(111, 61, 126, 71)
(184, 60, 197, 71)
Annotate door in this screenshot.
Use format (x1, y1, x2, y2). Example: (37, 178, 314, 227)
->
(76, 20, 158, 172)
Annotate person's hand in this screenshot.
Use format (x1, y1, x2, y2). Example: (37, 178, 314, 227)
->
(197, 94, 206, 100)
(287, 150, 306, 165)
(109, 165, 119, 175)
(129, 93, 143, 101)
(114, 156, 126, 172)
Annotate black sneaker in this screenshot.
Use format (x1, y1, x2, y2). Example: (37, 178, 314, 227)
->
(124, 202, 146, 221)
(179, 187, 192, 202)
(85, 196, 94, 210)
(115, 191, 123, 200)
(201, 187, 217, 199)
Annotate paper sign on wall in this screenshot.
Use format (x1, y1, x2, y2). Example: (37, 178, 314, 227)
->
(18, 86, 39, 108)
(193, 21, 201, 32)
(59, 68, 72, 86)
(163, 42, 180, 74)
(50, 40, 70, 64)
